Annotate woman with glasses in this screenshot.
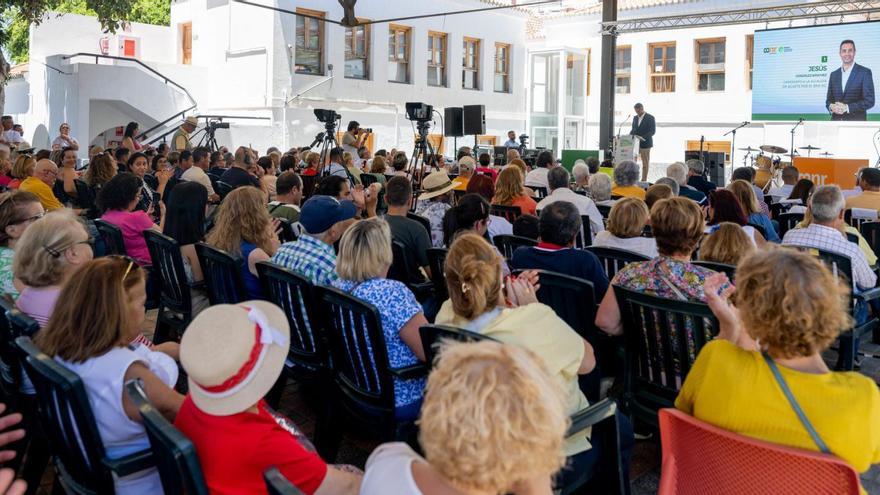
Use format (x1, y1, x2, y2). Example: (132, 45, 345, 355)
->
(51, 123, 79, 151)
(0, 191, 43, 297)
(35, 257, 182, 494)
(13, 211, 94, 327)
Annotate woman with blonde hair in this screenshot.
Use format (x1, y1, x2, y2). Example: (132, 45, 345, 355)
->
(206, 186, 279, 300)
(493, 166, 537, 216)
(698, 222, 754, 266)
(301, 151, 320, 177)
(0, 191, 43, 296)
(13, 211, 94, 327)
(8, 156, 35, 190)
(728, 179, 779, 242)
(361, 341, 570, 494)
(593, 198, 657, 258)
(332, 217, 428, 419)
(679, 249, 880, 478)
(343, 151, 362, 186)
(35, 257, 182, 494)
(506, 159, 535, 197)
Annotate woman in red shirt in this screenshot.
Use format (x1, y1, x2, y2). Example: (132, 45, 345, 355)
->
(493, 166, 537, 216)
(174, 300, 362, 494)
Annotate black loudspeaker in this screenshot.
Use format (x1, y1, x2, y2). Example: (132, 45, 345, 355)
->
(444, 107, 464, 137)
(685, 150, 726, 187)
(463, 105, 486, 135)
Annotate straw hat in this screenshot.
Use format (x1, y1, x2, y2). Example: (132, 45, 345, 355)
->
(182, 116, 199, 127)
(419, 171, 455, 200)
(180, 300, 290, 416)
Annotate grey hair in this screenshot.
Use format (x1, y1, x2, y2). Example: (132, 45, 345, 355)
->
(666, 162, 688, 186)
(686, 159, 705, 175)
(613, 160, 640, 187)
(655, 177, 680, 196)
(547, 166, 570, 191)
(809, 185, 845, 223)
(589, 174, 612, 201)
(572, 162, 590, 182)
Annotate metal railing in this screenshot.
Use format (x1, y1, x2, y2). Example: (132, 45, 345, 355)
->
(143, 114, 271, 147)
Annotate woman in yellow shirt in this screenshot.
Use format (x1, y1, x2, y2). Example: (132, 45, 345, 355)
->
(611, 160, 646, 200)
(677, 248, 880, 483)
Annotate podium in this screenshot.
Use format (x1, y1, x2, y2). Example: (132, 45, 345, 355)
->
(613, 135, 638, 165)
(792, 157, 868, 188)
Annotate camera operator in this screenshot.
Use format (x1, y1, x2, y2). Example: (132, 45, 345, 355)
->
(342, 121, 370, 165)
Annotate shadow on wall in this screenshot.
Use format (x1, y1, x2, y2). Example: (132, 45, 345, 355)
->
(31, 124, 50, 151)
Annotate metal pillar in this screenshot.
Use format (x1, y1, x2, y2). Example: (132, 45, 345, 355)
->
(598, 0, 618, 158)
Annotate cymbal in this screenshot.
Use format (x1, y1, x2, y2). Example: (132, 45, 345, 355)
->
(760, 145, 788, 154)
(738, 146, 761, 152)
(798, 145, 821, 150)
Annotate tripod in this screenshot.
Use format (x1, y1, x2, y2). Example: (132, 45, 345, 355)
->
(195, 123, 221, 152)
(318, 119, 341, 176)
(409, 120, 435, 192)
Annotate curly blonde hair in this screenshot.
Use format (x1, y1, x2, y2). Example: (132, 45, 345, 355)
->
(205, 187, 275, 256)
(733, 247, 852, 358)
(493, 166, 525, 206)
(699, 222, 753, 265)
(444, 233, 503, 320)
(419, 340, 568, 493)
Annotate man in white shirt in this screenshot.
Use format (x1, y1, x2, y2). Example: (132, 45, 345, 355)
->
(503, 130, 519, 148)
(325, 148, 351, 180)
(181, 147, 220, 202)
(524, 150, 556, 189)
(0, 116, 22, 148)
(767, 165, 800, 202)
(536, 167, 605, 236)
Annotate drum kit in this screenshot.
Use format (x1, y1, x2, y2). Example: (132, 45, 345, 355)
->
(739, 143, 828, 190)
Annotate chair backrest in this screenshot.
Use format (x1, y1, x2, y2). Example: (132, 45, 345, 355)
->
(490, 204, 522, 223)
(844, 207, 878, 231)
(860, 221, 880, 259)
(125, 380, 208, 495)
(613, 286, 718, 423)
(515, 270, 598, 342)
(144, 230, 192, 313)
(94, 219, 127, 256)
(768, 201, 788, 220)
(746, 222, 767, 239)
(419, 324, 497, 368)
(575, 215, 593, 249)
(276, 218, 297, 244)
(776, 212, 805, 238)
(214, 181, 234, 200)
(597, 204, 612, 219)
(389, 240, 424, 285)
(584, 246, 650, 279)
(16, 336, 117, 493)
(406, 212, 432, 239)
(492, 234, 537, 260)
(426, 248, 448, 300)
(256, 261, 329, 373)
(299, 174, 318, 200)
(789, 245, 855, 290)
(317, 285, 396, 412)
(691, 261, 736, 279)
(0, 298, 33, 395)
(360, 173, 378, 187)
(194, 242, 247, 305)
(658, 408, 861, 495)
(264, 467, 306, 495)
(531, 186, 548, 199)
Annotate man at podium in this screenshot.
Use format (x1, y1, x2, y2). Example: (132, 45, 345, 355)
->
(630, 103, 655, 181)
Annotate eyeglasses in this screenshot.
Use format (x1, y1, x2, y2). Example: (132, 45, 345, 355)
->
(11, 212, 45, 225)
(42, 236, 95, 258)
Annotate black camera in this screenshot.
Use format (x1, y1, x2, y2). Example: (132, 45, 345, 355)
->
(361, 128, 373, 134)
(405, 102, 433, 121)
(207, 120, 230, 129)
(314, 109, 339, 123)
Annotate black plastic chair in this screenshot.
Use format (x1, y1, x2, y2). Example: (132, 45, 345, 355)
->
(314, 285, 426, 461)
(514, 270, 598, 341)
(789, 245, 880, 370)
(389, 241, 433, 300)
(691, 260, 736, 279)
(406, 212, 432, 239)
(776, 212, 805, 238)
(426, 248, 448, 301)
(94, 219, 127, 256)
(562, 398, 629, 495)
(16, 336, 154, 494)
(264, 467, 305, 495)
(0, 298, 22, 398)
(125, 380, 208, 495)
(194, 242, 247, 305)
(531, 186, 548, 199)
(214, 181, 234, 200)
(860, 221, 880, 259)
(612, 286, 719, 428)
(597, 204, 612, 219)
(490, 204, 523, 223)
(492, 234, 537, 260)
(360, 173, 378, 187)
(418, 324, 497, 368)
(277, 218, 297, 244)
(845, 208, 878, 231)
(144, 231, 196, 343)
(575, 215, 594, 249)
(584, 246, 650, 280)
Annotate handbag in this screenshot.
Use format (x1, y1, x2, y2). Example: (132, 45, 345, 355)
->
(762, 353, 831, 454)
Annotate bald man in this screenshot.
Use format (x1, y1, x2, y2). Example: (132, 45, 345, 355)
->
(20, 159, 63, 210)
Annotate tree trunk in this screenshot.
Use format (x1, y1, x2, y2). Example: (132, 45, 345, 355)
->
(0, 50, 9, 117)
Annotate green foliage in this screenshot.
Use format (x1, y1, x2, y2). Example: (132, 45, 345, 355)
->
(1, 0, 171, 64)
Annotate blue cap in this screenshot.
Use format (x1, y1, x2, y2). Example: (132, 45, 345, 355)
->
(299, 195, 357, 234)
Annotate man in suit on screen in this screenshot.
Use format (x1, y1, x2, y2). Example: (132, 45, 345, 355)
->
(826, 39, 875, 121)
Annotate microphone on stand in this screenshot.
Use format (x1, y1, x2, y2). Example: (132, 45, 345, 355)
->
(617, 114, 632, 140)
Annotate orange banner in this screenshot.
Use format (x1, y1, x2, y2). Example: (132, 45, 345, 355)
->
(791, 157, 868, 188)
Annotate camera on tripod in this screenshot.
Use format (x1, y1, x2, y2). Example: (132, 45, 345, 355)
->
(207, 120, 230, 130)
(405, 102, 433, 122)
(314, 109, 339, 123)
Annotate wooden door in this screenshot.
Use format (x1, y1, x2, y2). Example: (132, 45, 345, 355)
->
(181, 23, 192, 65)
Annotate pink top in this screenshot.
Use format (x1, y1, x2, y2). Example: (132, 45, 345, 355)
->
(101, 209, 154, 264)
(0, 176, 12, 187)
(16, 286, 61, 328)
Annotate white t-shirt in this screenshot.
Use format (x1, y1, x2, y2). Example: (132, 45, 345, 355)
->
(524, 167, 550, 189)
(360, 442, 426, 495)
(536, 188, 606, 235)
(593, 231, 659, 258)
(1, 130, 22, 145)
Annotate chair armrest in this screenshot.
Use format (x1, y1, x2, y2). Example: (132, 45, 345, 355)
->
(101, 449, 153, 477)
(388, 363, 428, 380)
(855, 287, 880, 303)
(567, 398, 617, 438)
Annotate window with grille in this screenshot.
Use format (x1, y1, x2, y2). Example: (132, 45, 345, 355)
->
(295, 9, 324, 75)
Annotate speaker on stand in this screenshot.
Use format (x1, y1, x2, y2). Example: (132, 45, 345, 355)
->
(463, 105, 486, 150)
(685, 150, 726, 187)
(444, 107, 463, 159)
